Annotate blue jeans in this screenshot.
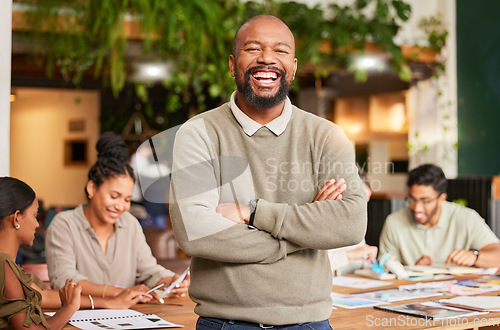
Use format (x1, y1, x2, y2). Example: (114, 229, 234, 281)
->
(196, 317, 332, 330)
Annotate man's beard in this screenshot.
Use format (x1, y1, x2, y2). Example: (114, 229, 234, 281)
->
(412, 203, 439, 226)
(235, 66, 291, 109)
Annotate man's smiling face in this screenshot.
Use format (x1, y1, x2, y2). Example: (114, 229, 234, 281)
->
(229, 17, 297, 109)
(408, 184, 446, 228)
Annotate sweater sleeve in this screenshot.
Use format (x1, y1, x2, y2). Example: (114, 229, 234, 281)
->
(252, 127, 367, 250)
(169, 119, 303, 264)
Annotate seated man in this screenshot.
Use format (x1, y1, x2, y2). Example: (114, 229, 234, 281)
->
(379, 163, 500, 268)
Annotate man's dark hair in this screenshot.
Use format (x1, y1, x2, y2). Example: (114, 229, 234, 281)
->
(407, 164, 447, 195)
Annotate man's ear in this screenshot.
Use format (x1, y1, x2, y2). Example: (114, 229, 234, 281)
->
(229, 54, 236, 77)
(438, 192, 448, 203)
(292, 58, 297, 80)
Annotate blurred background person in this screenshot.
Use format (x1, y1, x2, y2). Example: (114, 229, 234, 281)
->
(45, 132, 188, 301)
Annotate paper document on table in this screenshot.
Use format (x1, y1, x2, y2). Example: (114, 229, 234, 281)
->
(332, 275, 392, 289)
(45, 309, 183, 329)
(439, 296, 500, 311)
(375, 301, 488, 320)
(398, 280, 456, 292)
(445, 281, 500, 295)
(331, 293, 387, 309)
(351, 288, 443, 303)
(405, 264, 481, 275)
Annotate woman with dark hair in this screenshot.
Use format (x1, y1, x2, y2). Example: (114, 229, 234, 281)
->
(0, 177, 80, 329)
(45, 132, 188, 302)
(0, 177, 155, 329)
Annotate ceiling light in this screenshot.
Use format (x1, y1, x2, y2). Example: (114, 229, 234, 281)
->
(350, 55, 387, 72)
(129, 60, 172, 83)
(146, 67, 161, 77)
(359, 58, 376, 69)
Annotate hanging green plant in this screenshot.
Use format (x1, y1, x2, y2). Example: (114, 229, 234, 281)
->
(17, 0, 426, 120)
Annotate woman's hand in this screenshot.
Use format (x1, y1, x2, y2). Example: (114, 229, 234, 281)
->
(59, 279, 81, 311)
(156, 273, 190, 296)
(108, 289, 154, 309)
(128, 284, 151, 293)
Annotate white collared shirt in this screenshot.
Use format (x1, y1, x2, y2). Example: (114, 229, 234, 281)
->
(229, 91, 292, 136)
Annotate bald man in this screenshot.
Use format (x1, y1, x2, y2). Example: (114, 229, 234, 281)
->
(170, 15, 367, 329)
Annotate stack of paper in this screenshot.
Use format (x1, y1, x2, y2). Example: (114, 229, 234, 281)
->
(405, 264, 481, 275)
(45, 309, 183, 329)
(439, 296, 500, 311)
(375, 302, 488, 320)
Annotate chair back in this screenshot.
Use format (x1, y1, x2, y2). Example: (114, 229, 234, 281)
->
(143, 227, 179, 260)
(21, 263, 51, 289)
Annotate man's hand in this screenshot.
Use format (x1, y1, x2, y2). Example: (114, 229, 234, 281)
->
(445, 249, 477, 266)
(346, 245, 378, 264)
(313, 178, 346, 202)
(216, 203, 251, 224)
(415, 255, 433, 266)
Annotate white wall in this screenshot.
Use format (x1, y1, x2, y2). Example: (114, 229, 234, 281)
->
(406, 0, 458, 177)
(0, 0, 12, 176)
(10, 88, 100, 207)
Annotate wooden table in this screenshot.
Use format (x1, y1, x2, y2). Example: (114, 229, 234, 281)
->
(60, 275, 500, 330)
(133, 295, 197, 329)
(330, 275, 500, 330)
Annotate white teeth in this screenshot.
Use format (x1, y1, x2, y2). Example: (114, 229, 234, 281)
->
(253, 72, 277, 79)
(108, 210, 118, 217)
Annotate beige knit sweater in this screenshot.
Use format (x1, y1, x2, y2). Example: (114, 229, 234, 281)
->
(170, 102, 367, 325)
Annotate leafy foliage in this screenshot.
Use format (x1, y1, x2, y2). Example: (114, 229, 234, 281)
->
(19, 0, 422, 120)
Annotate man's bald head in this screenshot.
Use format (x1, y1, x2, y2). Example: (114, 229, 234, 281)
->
(232, 15, 295, 56)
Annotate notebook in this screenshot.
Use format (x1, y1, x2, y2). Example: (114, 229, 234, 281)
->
(350, 288, 442, 303)
(405, 264, 480, 275)
(374, 302, 488, 320)
(438, 296, 500, 312)
(45, 309, 183, 329)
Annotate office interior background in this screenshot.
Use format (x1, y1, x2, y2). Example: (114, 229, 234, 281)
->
(0, 0, 499, 245)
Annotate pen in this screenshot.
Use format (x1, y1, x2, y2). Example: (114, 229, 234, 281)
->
(164, 267, 190, 293)
(146, 283, 166, 294)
